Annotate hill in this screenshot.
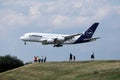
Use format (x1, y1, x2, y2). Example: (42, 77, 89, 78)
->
(0, 60, 120, 80)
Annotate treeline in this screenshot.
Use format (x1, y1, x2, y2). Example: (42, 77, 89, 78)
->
(0, 55, 24, 72)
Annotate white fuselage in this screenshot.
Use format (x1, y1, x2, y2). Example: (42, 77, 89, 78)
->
(20, 33, 80, 45)
(20, 23, 99, 47)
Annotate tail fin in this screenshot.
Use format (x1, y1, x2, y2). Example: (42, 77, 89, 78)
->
(74, 23, 99, 43)
(83, 23, 99, 38)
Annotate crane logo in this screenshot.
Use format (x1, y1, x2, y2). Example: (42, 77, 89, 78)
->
(86, 29, 93, 37)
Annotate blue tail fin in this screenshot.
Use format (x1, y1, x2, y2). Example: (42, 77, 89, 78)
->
(74, 23, 99, 43)
(83, 23, 99, 38)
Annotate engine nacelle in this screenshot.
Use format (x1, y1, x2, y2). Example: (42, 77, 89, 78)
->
(47, 39, 54, 43)
(47, 37, 65, 44)
(56, 37, 65, 42)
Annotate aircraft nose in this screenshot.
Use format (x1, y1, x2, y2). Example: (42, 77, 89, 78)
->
(20, 36, 25, 40)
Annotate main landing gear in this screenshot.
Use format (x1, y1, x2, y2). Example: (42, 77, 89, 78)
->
(53, 44, 63, 47)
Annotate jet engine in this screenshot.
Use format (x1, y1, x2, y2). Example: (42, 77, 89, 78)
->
(53, 37, 65, 43)
(56, 37, 65, 42)
(47, 37, 65, 44)
(47, 39, 54, 43)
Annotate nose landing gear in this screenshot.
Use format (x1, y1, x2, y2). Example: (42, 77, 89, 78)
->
(24, 41, 26, 45)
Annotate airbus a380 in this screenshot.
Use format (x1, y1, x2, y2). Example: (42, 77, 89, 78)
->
(20, 23, 100, 47)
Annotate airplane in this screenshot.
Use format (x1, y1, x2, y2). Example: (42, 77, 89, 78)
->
(20, 23, 100, 47)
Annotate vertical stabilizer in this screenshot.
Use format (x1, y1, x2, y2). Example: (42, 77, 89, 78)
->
(74, 23, 99, 43)
(83, 23, 99, 38)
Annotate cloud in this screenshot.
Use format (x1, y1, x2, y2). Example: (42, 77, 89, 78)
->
(2, 11, 27, 25)
(51, 5, 112, 28)
(113, 6, 120, 14)
(29, 3, 42, 20)
(0, 9, 29, 34)
(0, 0, 120, 33)
(52, 15, 69, 26)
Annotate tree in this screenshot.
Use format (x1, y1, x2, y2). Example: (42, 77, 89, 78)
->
(0, 55, 24, 72)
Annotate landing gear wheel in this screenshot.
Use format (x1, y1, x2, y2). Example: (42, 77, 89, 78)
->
(24, 41, 26, 45)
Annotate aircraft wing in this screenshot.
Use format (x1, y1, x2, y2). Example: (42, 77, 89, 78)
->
(40, 33, 82, 45)
(64, 33, 82, 41)
(52, 33, 82, 47)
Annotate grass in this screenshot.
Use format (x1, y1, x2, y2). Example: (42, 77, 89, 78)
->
(0, 60, 120, 80)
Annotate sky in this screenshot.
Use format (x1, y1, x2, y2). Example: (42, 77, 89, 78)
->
(0, 0, 120, 63)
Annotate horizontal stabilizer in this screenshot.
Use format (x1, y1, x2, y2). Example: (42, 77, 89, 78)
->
(84, 37, 100, 41)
